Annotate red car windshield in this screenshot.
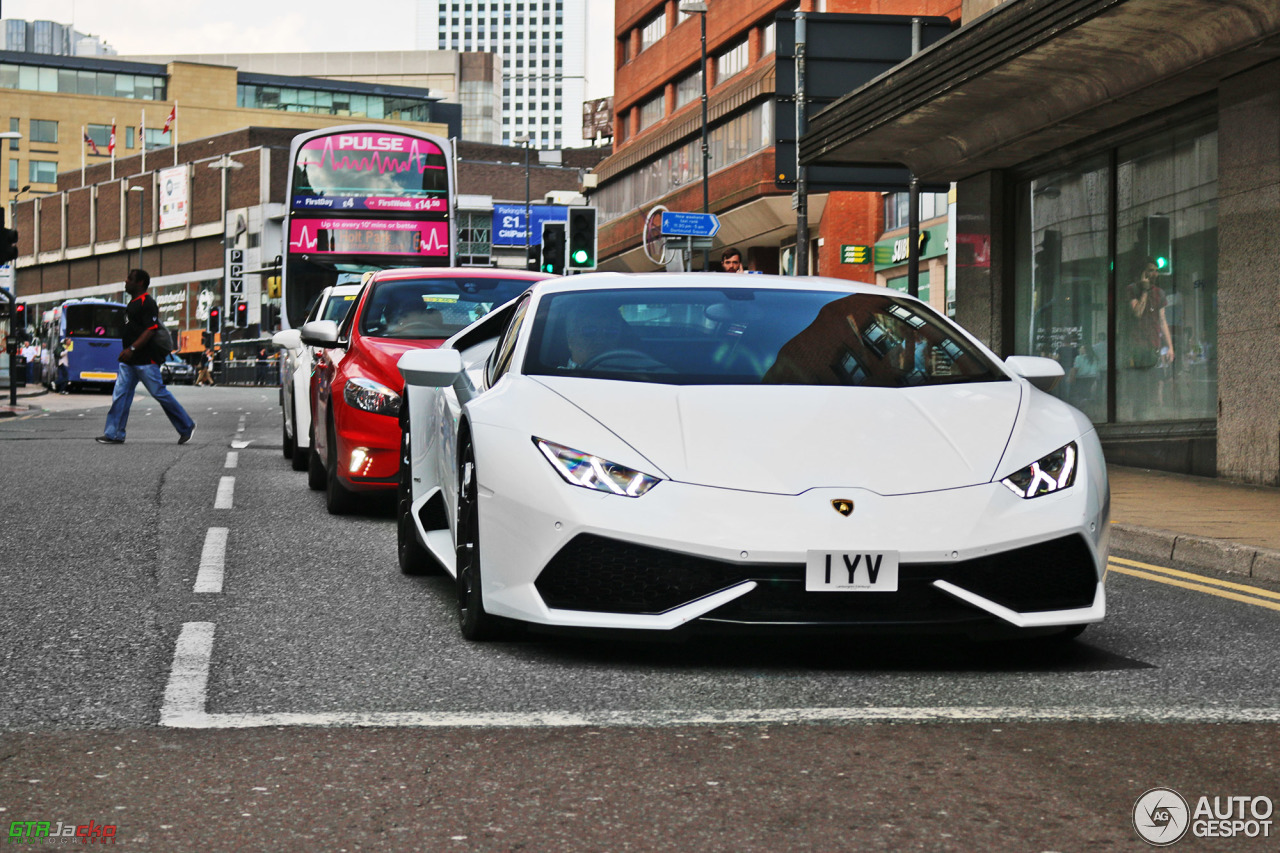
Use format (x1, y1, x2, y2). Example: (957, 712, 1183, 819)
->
(360, 277, 530, 340)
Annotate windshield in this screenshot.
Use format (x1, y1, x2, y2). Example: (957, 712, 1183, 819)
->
(321, 292, 360, 323)
(359, 276, 532, 340)
(64, 304, 125, 339)
(524, 288, 1006, 387)
(285, 258, 411, 329)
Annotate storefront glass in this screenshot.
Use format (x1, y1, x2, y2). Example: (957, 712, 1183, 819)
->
(1013, 116, 1217, 425)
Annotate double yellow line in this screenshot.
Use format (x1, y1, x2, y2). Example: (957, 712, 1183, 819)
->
(1107, 556, 1280, 611)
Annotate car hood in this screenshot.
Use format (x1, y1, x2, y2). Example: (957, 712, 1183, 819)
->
(352, 334, 445, 388)
(532, 377, 1024, 496)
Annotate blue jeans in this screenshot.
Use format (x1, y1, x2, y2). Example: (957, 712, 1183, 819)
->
(102, 362, 196, 441)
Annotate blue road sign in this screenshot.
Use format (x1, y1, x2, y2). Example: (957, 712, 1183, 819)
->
(660, 211, 721, 238)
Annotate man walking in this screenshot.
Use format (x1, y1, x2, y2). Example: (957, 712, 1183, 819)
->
(96, 269, 196, 445)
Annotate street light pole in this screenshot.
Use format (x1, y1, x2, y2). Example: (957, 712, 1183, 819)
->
(681, 2, 711, 271)
(128, 185, 145, 271)
(514, 135, 531, 264)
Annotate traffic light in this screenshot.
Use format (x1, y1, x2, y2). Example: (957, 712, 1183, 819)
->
(207, 306, 222, 335)
(566, 206, 597, 271)
(1144, 214, 1172, 273)
(526, 245, 540, 272)
(201, 330, 212, 348)
(1034, 229, 1061, 291)
(13, 302, 25, 327)
(540, 221, 566, 276)
(0, 211, 18, 264)
(234, 300, 249, 328)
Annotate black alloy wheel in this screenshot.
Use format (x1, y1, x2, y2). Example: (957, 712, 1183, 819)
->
(398, 419, 439, 575)
(455, 439, 512, 640)
(325, 417, 356, 515)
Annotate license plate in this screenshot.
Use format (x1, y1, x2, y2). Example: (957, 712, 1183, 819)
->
(805, 551, 899, 592)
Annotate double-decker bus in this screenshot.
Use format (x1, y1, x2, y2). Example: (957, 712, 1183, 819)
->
(40, 298, 127, 392)
(281, 125, 455, 330)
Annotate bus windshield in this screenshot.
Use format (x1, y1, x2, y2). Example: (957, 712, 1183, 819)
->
(64, 303, 125, 339)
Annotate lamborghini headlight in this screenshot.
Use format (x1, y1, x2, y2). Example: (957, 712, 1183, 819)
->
(343, 377, 401, 417)
(1000, 442, 1078, 499)
(535, 438, 661, 497)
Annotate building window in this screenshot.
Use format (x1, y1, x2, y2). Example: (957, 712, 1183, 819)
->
(762, 21, 776, 56)
(1012, 114, 1218, 426)
(637, 92, 664, 131)
(640, 12, 666, 52)
(883, 191, 950, 230)
(8, 118, 17, 150)
(716, 39, 749, 83)
(675, 68, 702, 109)
(28, 159, 57, 184)
(86, 123, 112, 150)
(457, 210, 492, 265)
(0, 62, 165, 99)
(30, 119, 57, 144)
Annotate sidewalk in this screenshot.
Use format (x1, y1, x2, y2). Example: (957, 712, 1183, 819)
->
(1109, 465, 1280, 582)
(3, 389, 1278, 580)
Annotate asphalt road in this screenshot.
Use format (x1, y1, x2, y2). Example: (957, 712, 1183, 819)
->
(2, 386, 1279, 851)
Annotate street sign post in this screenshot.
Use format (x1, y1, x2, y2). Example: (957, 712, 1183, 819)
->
(660, 212, 721, 238)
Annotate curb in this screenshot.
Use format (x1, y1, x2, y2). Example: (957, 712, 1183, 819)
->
(1111, 523, 1280, 583)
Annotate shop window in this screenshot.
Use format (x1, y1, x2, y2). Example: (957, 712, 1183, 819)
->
(1012, 116, 1218, 426)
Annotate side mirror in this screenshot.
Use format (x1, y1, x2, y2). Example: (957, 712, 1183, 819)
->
(272, 329, 302, 350)
(1004, 355, 1064, 392)
(299, 320, 340, 348)
(398, 348, 463, 388)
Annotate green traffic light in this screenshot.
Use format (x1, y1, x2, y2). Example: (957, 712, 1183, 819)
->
(572, 249, 589, 265)
(1155, 256, 1169, 270)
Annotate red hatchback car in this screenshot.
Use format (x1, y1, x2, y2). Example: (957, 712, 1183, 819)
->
(301, 267, 551, 513)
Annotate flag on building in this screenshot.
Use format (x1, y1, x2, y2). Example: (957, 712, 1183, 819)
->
(108, 123, 116, 155)
(83, 131, 100, 156)
(163, 105, 176, 135)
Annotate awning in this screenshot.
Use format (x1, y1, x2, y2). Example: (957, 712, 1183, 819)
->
(801, 0, 1280, 183)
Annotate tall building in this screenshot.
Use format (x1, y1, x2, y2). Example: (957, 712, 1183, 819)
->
(416, 0, 589, 148)
(1, 18, 116, 56)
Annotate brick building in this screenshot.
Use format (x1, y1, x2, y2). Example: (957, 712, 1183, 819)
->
(591, 0, 960, 304)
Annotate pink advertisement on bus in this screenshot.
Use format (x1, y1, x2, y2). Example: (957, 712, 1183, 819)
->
(288, 218, 450, 257)
(292, 131, 450, 207)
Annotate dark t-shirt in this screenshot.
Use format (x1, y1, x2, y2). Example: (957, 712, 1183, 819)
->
(122, 293, 164, 365)
(1124, 282, 1167, 350)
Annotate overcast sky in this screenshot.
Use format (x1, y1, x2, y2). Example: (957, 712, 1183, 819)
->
(3, 0, 615, 98)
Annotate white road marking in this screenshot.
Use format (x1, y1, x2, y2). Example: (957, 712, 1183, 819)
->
(160, 622, 215, 726)
(214, 476, 235, 509)
(194, 528, 228, 594)
(225, 452, 238, 469)
(230, 440, 252, 449)
(161, 704, 1280, 730)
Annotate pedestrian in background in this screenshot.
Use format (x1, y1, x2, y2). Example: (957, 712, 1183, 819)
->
(196, 347, 215, 386)
(95, 269, 197, 445)
(720, 247, 746, 273)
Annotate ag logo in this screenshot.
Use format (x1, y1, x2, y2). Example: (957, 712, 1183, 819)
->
(1133, 787, 1190, 846)
(831, 499, 854, 517)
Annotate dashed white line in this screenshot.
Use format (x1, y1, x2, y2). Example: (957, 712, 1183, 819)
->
(194, 528, 228, 594)
(160, 622, 215, 727)
(214, 476, 235, 509)
(225, 452, 238, 469)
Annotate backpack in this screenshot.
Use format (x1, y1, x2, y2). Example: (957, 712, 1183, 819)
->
(151, 322, 175, 355)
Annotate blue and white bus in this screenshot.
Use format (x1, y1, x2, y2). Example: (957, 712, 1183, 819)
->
(41, 298, 127, 392)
